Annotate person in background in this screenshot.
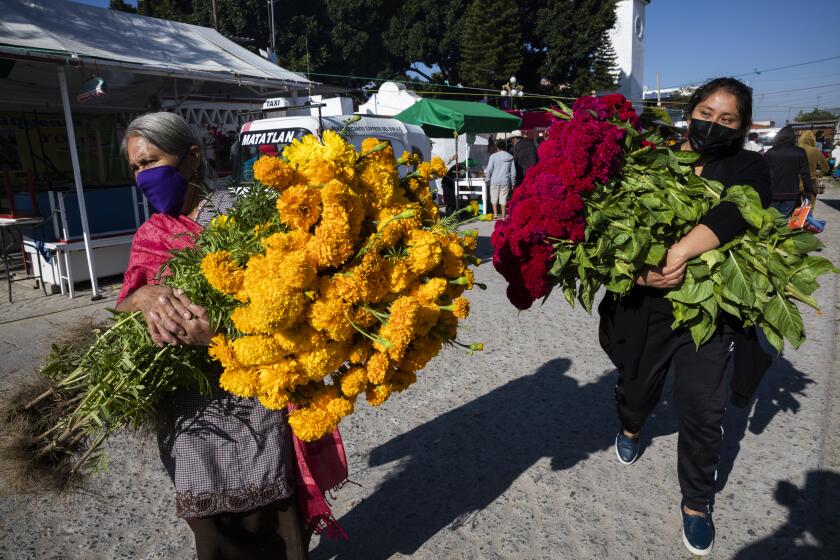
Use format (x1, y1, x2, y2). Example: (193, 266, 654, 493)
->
(744, 132, 763, 152)
(484, 139, 516, 220)
(440, 165, 458, 217)
(798, 131, 829, 200)
(764, 126, 816, 216)
(831, 143, 840, 176)
(510, 130, 538, 186)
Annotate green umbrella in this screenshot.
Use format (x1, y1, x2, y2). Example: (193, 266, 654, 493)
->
(394, 99, 521, 137)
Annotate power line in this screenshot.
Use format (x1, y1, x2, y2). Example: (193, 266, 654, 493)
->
(661, 54, 840, 90)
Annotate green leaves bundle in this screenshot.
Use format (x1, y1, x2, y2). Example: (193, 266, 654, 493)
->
(494, 94, 837, 353)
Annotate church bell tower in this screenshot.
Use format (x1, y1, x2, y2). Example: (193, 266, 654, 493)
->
(608, 0, 650, 102)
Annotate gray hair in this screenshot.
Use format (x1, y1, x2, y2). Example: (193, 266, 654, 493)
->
(121, 112, 209, 182)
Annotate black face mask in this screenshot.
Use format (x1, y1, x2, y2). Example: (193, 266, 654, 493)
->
(688, 118, 742, 155)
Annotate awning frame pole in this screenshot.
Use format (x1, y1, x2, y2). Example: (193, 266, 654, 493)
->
(57, 65, 100, 299)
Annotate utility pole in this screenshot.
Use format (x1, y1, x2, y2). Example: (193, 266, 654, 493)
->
(267, 0, 277, 63)
(211, 0, 218, 30)
(656, 72, 661, 107)
(816, 95, 822, 110)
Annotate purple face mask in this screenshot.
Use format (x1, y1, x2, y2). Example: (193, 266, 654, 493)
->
(136, 163, 188, 215)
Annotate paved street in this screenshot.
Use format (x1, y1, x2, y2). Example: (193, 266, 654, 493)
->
(2, 188, 840, 559)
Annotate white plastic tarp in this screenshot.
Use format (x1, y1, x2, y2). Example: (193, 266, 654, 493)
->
(0, 0, 311, 88)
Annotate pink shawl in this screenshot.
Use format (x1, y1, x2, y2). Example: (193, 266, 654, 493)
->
(118, 214, 348, 538)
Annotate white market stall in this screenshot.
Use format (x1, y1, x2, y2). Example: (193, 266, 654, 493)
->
(0, 0, 314, 297)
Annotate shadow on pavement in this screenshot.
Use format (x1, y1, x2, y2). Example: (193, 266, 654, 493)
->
(717, 354, 814, 492)
(314, 347, 811, 558)
(732, 470, 840, 560)
(313, 357, 676, 559)
(474, 233, 494, 262)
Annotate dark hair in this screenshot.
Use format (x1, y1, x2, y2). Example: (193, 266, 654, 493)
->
(495, 139, 507, 150)
(685, 77, 753, 138)
(748, 132, 758, 141)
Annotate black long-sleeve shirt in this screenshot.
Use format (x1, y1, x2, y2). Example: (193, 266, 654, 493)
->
(699, 148, 772, 245)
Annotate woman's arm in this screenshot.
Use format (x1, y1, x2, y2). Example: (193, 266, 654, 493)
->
(635, 225, 719, 289)
(117, 284, 212, 347)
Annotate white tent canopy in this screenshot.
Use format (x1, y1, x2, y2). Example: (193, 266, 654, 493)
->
(0, 0, 310, 88)
(0, 0, 314, 298)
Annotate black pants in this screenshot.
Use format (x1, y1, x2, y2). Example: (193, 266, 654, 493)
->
(186, 497, 310, 560)
(615, 301, 735, 512)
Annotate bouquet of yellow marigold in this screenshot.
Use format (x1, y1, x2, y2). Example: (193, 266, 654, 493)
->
(197, 132, 485, 441)
(2, 129, 486, 487)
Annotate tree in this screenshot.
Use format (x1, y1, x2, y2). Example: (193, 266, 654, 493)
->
(109, 0, 136, 13)
(533, 0, 619, 96)
(795, 108, 839, 123)
(459, 0, 522, 91)
(382, 0, 469, 85)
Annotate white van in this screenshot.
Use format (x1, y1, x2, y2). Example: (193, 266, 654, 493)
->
(233, 106, 431, 183)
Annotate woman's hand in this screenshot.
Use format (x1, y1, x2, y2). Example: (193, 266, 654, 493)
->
(117, 285, 213, 346)
(635, 248, 687, 289)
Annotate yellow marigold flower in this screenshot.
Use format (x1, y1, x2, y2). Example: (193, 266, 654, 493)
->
(468, 200, 480, 216)
(376, 296, 422, 360)
(308, 292, 354, 342)
(232, 335, 285, 366)
(416, 304, 440, 336)
(351, 252, 391, 303)
(273, 324, 321, 353)
(201, 251, 245, 296)
(387, 259, 417, 295)
(401, 335, 444, 372)
(441, 239, 467, 278)
(288, 407, 339, 442)
(417, 157, 446, 181)
(231, 289, 307, 333)
(258, 359, 303, 394)
(220, 367, 261, 398)
(390, 370, 417, 393)
(405, 229, 443, 275)
(284, 134, 321, 167)
(479, 213, 494, 221)
(284, 131, 356, 185)
(277, 185, 322, 231)
(365, 384, 391, 407)
(460, 234, 478, 253)
(451, 297, 470, 319)
(263, 229, 311, 253)
(365, 351, 393, 385)
(410, 278, 448, 304)
(310, 383, 342, 409)
(253, 156, 293, 190)
(348, 341, 372, 364)
(298, 341, 349, 381)
(338, 367, 368, 397)
(327, 396, 354, 418)
(309, 220, 354, 269)
(259, 390, 291, 410)
(208, 335, 240, 370)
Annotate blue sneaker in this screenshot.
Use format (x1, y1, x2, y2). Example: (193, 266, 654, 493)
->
(614, 430, 640, 465)
(681, 502, 714, 556)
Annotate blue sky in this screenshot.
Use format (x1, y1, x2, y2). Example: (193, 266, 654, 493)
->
(72, 0, 840, 124)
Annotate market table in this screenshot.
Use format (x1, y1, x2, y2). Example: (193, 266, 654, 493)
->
(454, 178, 490, 214)
(0, 216, 48, 302)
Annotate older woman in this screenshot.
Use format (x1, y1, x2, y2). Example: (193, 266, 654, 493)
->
(116, 112, 313, 560)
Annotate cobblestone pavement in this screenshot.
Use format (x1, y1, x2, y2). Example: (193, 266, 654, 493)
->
(2, 190, 840, 559)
